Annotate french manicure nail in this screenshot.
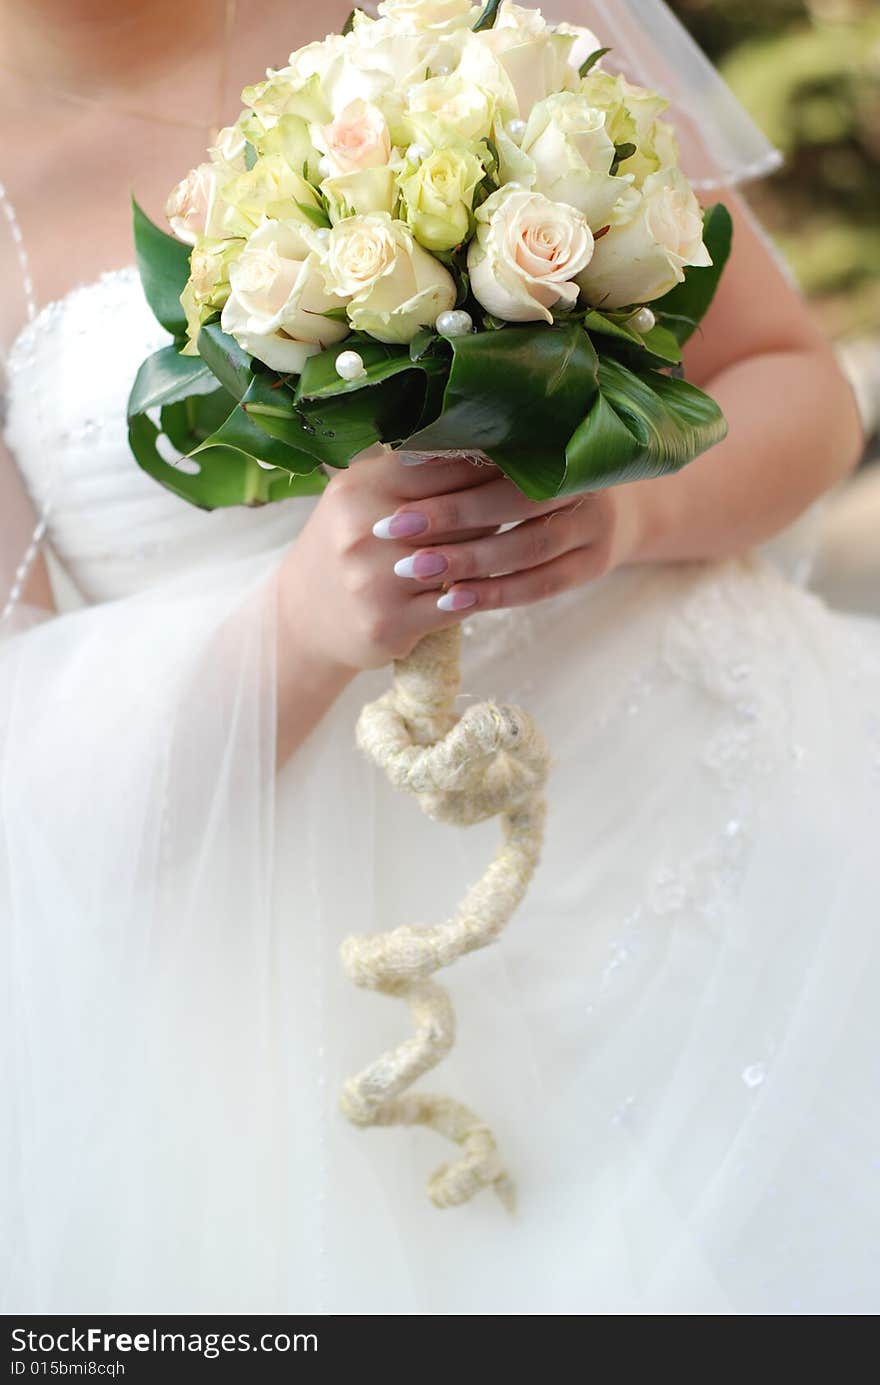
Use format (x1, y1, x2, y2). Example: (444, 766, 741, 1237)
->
(394, 552, 448, 580)
(373, 511, 429, 540)
(437, 588, 477, 612)
(398, 451, 427, 466)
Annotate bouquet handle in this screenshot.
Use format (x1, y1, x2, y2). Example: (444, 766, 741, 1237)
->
(339, 623, 550, 1210)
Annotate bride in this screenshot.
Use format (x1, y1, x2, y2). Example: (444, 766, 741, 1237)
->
(1, 0, 876, 1315)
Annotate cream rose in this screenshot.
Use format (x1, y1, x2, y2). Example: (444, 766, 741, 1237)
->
(575, 169, 711, 309)
(323, 213, 456, 343)
(220, 220, 349, 374)
(467, 186, 594, 323)
(399, 145, 484, 252)
(509, 91, 634, 229)
(480, 1, 576, 115)
(165, 164, 229, 245)
(579, 71, 680, 186)
(180, 237, 243, 353)
(220, 155, 325, 237)
(317, 100, 392, 177)
(376, 0, 477, 32)
(554, 22, 604, 75)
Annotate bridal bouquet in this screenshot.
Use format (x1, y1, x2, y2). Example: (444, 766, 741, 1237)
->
(129, 0, 732, 1210)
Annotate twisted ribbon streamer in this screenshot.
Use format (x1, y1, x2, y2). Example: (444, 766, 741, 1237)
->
(340, 624, 550, 1210)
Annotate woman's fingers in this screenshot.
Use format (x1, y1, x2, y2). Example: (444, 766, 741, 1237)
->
(373, 472, 570, 544)
(392, 503, 603, 588)
(415, 544, 611, 623)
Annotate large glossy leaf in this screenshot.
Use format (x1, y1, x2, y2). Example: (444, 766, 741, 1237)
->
(188, 394, 323, 476)
(197, 322, 255, 401)
(132, 198, 191, 339)
(128, 345, 217, 416)
(583, 310, 683, 372)
(564, 356, 728, 491)
(654, 203, 734, 345)
(400, 324, 600, 499)
(129, 412, 326, 508)
(295, 337, 450, 461)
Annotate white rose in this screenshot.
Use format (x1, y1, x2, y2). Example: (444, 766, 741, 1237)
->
(208, 124, 248, 170)
(579, 71, 681, 187)
(479, 0, 575, 114)
(321, 166, 397, 221)
(554, 22, 605, 75)
(318, 32, 432, 117)
(220, 220, 348, 374)
(376, 0, 477, 32)
(467, 186, 594, 323)
(575, 169, 711, 309)
(315, 99, 392, 176)
(506, 91, 634, 229)
(323, 213, 456, 344)
(406, 67, 497, 144)
(165, 164, 229, 245)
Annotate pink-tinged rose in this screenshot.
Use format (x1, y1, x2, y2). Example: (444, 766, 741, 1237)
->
(468, 186, 594, 324)
(165, 164, 225, 246)
(318, 100, 392, 177)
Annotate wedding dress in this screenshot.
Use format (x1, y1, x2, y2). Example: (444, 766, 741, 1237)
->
(2, 259, 880, 1316)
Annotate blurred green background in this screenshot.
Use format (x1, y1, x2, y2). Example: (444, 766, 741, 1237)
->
(669, 0, 880, 342)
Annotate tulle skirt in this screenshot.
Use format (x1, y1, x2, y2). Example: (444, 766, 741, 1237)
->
(2, 550, 879, 1314)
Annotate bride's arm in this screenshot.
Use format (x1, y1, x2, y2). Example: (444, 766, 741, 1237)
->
(0, 443, 54, 615)
(626, 189, 865, 564)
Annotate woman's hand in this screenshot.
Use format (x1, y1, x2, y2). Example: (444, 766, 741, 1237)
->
(379, 461, 641, 615)
(274, 450, 640, 763)
(277, 449, 503, 678)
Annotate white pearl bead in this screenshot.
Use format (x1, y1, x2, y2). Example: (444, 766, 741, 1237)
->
(435, 309, 473, 338)
(406, 143, 426, 164)
(335, 350, 366, 381)
(504, 180, 524, 191)
(505, 119, 527, 143)
(631, 307, 656, 334)
(313, 226, 330, 243)
(433, 64, 451, 77)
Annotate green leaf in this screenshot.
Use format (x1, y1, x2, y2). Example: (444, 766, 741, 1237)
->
(297, 338, 426, 400)
(578, 46, 611, 78)
(159, 388, 237, 452)
(409, 328, 438, 362)
(472, 0, 502, 32)
(131, 197, 191, 338)
(189, 391, 321, 475)
(564, 357, 728, 492)
(129, 411, 325, 509)
(197, 322, 255, 401)
(610, 141, 637, 175)
(128, 345, 217, 416)
(654, 203, 734, 345)
(584, 311, 683, 371)
(295, 198, 332, 229)
(244, 141, 258, 171)
(401, 324, 600, 499)
(341, 8, 356, 34)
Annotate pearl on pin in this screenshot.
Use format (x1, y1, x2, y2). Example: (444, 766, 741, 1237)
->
(505, 119, 527, 144)
(335, 350, 367, 381)
(436, 309, 473, 338)
(631, 307, 656, 334)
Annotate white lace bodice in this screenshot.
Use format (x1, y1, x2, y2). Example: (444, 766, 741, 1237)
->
(3, 267, 313, 604)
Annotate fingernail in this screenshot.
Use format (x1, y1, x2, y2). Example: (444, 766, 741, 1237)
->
(373, 511, 428, 540)
(437, 588, 477, 612)
(394, 551, 448, 580)
(398, 451, 427, 466)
